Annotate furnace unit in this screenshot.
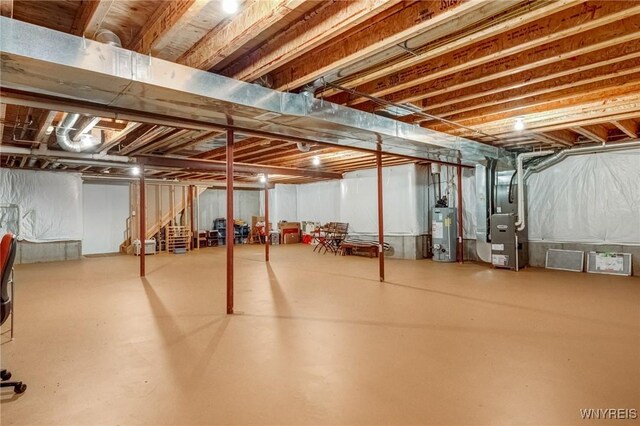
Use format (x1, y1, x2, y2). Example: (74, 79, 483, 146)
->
(490, 213, 528, 270)
(432, 207, 457, 262)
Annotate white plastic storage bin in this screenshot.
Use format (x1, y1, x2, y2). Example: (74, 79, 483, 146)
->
(133, 239, 156, 255)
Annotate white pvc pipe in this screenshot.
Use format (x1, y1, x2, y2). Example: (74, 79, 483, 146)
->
(515, 150, 553, 231)
(0, 145, 130, 163)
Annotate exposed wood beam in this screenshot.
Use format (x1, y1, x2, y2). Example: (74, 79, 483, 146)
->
(572, 125, 609, 143)
(417, 41, 640, 115)
(541, 130, 578, 147)
(220, 0, 401, 81)
(323, 0, 581, 98)
(611, 120, 639, 138)
(100, 123, 151, 154)
(164, 131, 224, 154)
(127, 0, 195, 54)
(0, 103, 6, 144)
(424, 72, 640, 127)
(136, 155, 343, 180)
(178, 0, 306, 71)
(32, 110, 56, 145)
(1, 0, 13, 17)
(438, 94, 640, 137)
(94, 119, 128, 131)
(270, 0, 516, 90)
(341, 2, 640, 107)
(422, 59, 640, 121)
(427, 83, 640, 133)
(70, 0, 115, 37)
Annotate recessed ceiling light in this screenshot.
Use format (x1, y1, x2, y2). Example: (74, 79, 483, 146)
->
(222, 0, 238, 14)
(514, 117, 525, 131)
(312, 156, 321, 166)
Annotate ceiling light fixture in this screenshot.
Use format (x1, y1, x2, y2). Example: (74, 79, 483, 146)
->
(312, 156, 321, 166)
(131, 166, 140, 176)
(259, 174, 267, 183)
(221, 0, 238, 14)
(514, 117, 525, 131)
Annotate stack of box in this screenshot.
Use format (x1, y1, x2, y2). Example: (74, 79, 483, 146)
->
(278, 222, 300, 244)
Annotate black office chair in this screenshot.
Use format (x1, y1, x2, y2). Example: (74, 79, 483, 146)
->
(1, 233, 27, 394)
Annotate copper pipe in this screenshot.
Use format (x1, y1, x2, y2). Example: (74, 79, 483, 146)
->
(139, 165, 146, 276)
(457, 164, 463, 264)
(226, 129, 234, 314)
(377, 145, 385, 282)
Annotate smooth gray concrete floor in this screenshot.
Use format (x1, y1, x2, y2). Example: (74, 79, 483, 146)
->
(1, 244, 638, 425)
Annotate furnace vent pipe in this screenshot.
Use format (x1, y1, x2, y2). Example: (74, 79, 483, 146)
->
(515, 150, 553, 232)
(524, 139, 640, 179)
(55, 113, 102, 152)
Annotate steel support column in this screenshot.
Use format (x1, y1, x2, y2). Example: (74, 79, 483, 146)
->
(188, 185, 194, 249)
(139, 165, 146, 277)
(457, 164, 464, 263)
(264, 180, 270, 262)
(377, 145, 385, 282)
(226, 129, 234, 314)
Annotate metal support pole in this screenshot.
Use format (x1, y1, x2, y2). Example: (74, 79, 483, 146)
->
(377, 145, 385, 282)
(264, 181, 270, 262)
(226, 129, 234, 314)
(457, 164, 464, 263)
(139, 164, 146, 276)
(188, 185, 194, 249)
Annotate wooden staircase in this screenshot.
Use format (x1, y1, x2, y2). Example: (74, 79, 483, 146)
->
(120, 183, 207, 254)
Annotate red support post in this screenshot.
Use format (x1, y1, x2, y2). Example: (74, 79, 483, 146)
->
(377, 146, 385, 282)
(226, 129, 234, 314)
(457, 164, 464, 263)
(188, 185, 194, 250)
(264, 181, 270, 262)
(139, 164, 146, 277)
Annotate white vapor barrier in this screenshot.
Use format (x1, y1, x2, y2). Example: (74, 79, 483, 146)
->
(198, 189, 260, 228)
(0, 169, 83, 242)
(459, 168, 477, 239)
(527, 150, 640, 244)
(274, 184, 298, 224)
(341, 164, 419, 235)
(82, 183, 129, 254)
(297, 180, 341, 224)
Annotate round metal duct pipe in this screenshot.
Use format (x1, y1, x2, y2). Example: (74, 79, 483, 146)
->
(95, 29, 122, 47)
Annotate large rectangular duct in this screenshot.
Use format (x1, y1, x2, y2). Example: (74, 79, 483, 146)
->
(0, 17, 510, 166)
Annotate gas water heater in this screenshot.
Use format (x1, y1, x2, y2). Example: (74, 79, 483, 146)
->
(432, 207, 457, 262)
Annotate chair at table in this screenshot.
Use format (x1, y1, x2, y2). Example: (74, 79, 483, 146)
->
(327, 222, 349, 255)
(1, 233, 27, 394)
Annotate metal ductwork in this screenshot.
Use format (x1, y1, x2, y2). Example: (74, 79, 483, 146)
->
(94, 29, 122, 47)
(296, 142, 312, 152)
(0, 17, 510, 165)
(55, 113, 102, 152)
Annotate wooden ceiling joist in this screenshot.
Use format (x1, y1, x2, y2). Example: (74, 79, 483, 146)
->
(269, 0, 510, 90)
(127, 0, 195, 54)
(572, 125, 609, 144)
(178, 0, 306, 71)
(71, 0, 114, 37)
(343, 3, 640, 109)
(220, 0, 401, 81)
(611, 120, 639, 139)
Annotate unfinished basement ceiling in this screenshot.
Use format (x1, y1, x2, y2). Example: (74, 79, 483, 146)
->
(1, 0, 640, 183)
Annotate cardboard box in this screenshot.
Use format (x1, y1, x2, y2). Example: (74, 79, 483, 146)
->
(278, 221, 300, 230)
(284, 233, 300, 244)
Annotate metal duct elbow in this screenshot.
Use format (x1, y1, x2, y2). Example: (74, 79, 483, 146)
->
(94, 29, 122, 47)
(55, 113, 102, 153)
(297, 142, 312, 152)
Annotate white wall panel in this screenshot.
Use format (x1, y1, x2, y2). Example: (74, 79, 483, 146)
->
(527, 150, 640, 244)
(0, 169, 83, 242)
(82, 183, 129, 254)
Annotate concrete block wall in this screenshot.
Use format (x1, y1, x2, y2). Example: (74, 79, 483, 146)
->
(529, 241, 639, 276)
(15, 241, 82, 264)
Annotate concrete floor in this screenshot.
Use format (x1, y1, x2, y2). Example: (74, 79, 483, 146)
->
(1, 244, 638, 425)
